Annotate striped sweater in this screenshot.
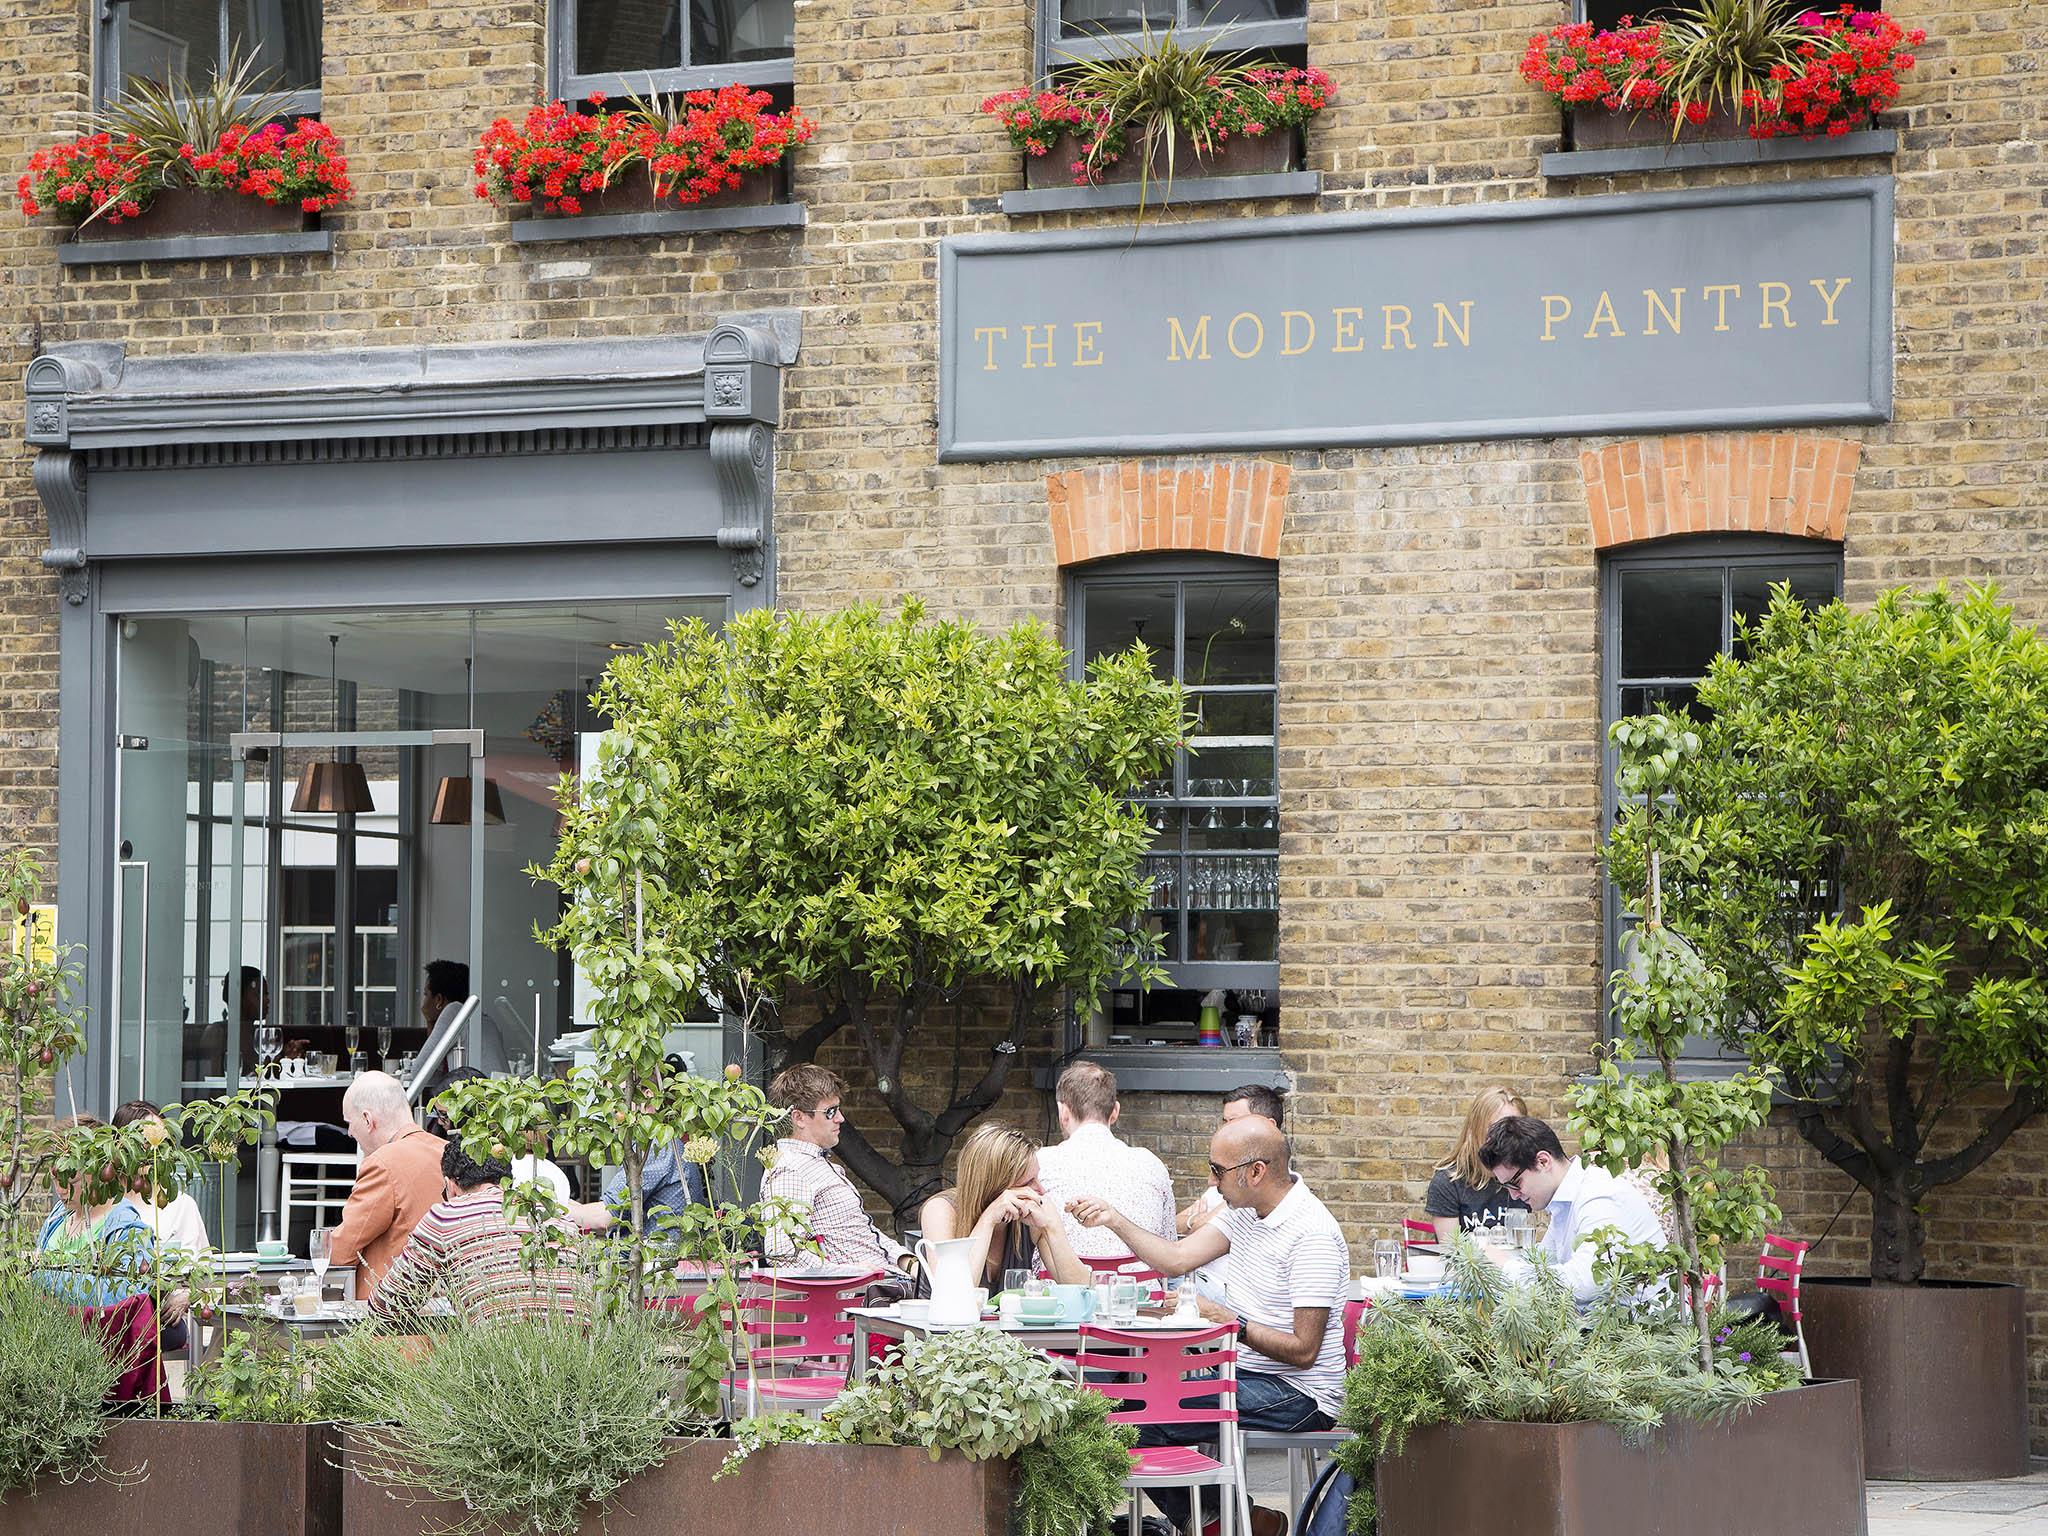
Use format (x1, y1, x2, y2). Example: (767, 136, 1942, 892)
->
(369, 1187, 589, 1325)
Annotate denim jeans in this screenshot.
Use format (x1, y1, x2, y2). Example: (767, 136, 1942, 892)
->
(1138, 1370, 1331, 1534)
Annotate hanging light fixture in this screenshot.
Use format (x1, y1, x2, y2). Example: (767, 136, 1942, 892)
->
(292, 635, 375, 815)
(430, 656, 506, 826)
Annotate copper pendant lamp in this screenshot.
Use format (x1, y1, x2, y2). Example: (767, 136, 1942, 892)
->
(292, 635, 376, 815)
(430, 656, 506, 826)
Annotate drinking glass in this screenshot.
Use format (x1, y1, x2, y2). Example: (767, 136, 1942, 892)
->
(1003, 1268, 1032, 1298)
(309, 1227, 331, 1292)
(1110, 1279, 1140, 1325)
(376, 1025, 394, 1062)
(1504, 1209, 1536, 1252)
(1373, 1239, 1402, 1280)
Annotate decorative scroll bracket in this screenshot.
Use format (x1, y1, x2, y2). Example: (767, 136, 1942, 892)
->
(710, 422, 773, 588)
(33, 449, 89, 607)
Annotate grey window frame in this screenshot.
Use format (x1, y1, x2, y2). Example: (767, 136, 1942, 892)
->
(1035, 0, 1306, 82)
(553, 0, 794, 102)
(1600, 534, 1842, 1063)
(96, 0, 320, 117)
(1067, 553, 1280, 1000)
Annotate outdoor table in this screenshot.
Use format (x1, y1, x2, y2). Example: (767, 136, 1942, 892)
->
(847, 1305, 1217, 1381)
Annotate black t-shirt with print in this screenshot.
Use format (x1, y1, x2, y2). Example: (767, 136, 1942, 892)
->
(1424, 1167, 1526, 1233)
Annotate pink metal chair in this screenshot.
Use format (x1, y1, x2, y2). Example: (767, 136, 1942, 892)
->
(726, 1269, 883, 1416)
(1075, 1321, 1250, 1536)
(1403, 1217, 1438, 1252)
(1756, 1234, 1811, 1376)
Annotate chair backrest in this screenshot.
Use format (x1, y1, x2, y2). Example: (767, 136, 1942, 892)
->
(1403, 1218, 1438, 1251)
(1074, 1322, 1236, 1428)
(1078, 1253, 1165, 1285)
(1756, 1235, 1808, 1323)
(1340, 1297, 1367, 1368)
(738, 1271, 882, 1366)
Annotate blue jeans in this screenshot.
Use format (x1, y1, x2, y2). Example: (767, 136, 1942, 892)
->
(1138, 1370, 1331, 1534)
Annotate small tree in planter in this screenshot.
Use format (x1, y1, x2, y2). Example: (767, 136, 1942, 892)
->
(1571, 711, 1782, 1371)
(531, 600, 1182, 1223)
(1608, 585, 2048, 1478)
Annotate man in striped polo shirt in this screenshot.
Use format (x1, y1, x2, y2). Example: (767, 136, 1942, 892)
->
(1071, 1117, 1349, 1536)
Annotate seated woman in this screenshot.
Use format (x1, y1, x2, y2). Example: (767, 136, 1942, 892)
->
(1426, 1084, 1530, 1243)
(917, 1122, 1090, 1291)
(371, 1137, 590, 1326)
(112, 1100, 211, 1255)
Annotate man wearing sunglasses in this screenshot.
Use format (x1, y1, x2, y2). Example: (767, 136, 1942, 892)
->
(1479, 1114, 1663, 1308)
(1069, 1116, 1347, 1536)
(760, 1064, 913, 1277)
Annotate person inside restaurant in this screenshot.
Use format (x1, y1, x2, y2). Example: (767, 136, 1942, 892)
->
(1479, 1114, 1664, 1308)
(918, 1122, 1092, 1291)
(1070, 1116, 1348, 1536)
(1035, 1061, 1175, 1261)
(189, 965, 269, 1080)
(759, 1064, 914, 1278)
(329, 1070, 448, 1295)
(370, 1136, 589, 1325)
(1426, 1084, 1529, 1243)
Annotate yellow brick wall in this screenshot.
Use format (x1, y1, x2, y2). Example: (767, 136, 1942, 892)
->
(1, 0, 2043, 1446)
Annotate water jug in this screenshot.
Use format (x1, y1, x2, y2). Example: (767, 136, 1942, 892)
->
(915, 1236, 982, 1326)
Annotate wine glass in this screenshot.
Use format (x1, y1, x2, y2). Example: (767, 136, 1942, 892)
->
(254, 1023, 282, 1076)
(309, 1227, 331, 1296)
(344, 1015, 364, 1072)
(376, 1025, 394, 1063)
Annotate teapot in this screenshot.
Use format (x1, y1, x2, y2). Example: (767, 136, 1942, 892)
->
(915, 1236, 982, 1326)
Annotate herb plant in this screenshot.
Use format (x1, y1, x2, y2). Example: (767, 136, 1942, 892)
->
(0, 1273, 120, 1496)
(184, 1327, 319, 1424)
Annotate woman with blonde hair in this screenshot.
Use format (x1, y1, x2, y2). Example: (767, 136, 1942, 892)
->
(1426, 1085, 1530, 1242)
(918, 1121, 1090, 1290)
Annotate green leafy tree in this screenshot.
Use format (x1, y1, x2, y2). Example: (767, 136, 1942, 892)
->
(534, 600, 1182, 1219)
(1571, 712, 1781, 1370)
(1607, 586, 2048, 1285)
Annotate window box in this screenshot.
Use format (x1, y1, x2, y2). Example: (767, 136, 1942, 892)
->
(1024, 126, 1298, 191)
(68, 186, 314, 243)
(527, 165, 782, 219)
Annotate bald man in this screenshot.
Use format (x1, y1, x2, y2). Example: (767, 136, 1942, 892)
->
(329, 1071, 447, 1296)
(1071, 1118, 1349, 1536)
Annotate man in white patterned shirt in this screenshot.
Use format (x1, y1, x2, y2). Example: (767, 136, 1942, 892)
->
(759, 1064, 912, 1276)
(1036, 1061, 1177, 1260)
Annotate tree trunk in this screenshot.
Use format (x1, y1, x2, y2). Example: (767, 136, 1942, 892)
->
(1869, 1172, 1924, 1285)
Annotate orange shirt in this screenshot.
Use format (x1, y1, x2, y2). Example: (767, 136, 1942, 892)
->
(328, 1126, 448, 1295)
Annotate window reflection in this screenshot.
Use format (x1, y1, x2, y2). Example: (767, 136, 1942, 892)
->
(578, 0, 681, 76)
(690, 0, 794, 65)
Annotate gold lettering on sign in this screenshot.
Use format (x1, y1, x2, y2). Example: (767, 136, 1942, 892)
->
(1433, 301, 1473, 349)
(1281, 310, 1317, 356)
(1759, 282, 1796, 330)
(1702, 284, 1742, 332)
(1584, 291, 1625, 340)
(1540, 295, 1573, 342)
(1022, 324, 1057, 368)
(1228, 312, 1265, 359)
(1809, 277, 1852, 326)
(1382, 305, 1415, 352)
(1167, 315, 1212, 362)
(974, 326, 1008, 371)
(1331, 307, 1367, 353)
(1072, 321, 1105, 367)
(1643, 289, 1683, 337)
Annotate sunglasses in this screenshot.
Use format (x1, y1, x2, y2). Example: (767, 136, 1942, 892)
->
(804, 1103, 844, 1121)
(1207, 1156, 1267, 1180)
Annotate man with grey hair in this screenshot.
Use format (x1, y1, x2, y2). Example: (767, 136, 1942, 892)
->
(329, 1070, 447, 1295)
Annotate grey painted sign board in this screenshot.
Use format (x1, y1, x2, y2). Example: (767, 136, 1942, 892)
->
(938, 177, 1892, 461)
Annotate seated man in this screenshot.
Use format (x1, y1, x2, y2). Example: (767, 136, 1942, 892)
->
(1479, 1114, 1665, 1308)
(329, 1071, 448, 1296)
(371, 1139, 588, 1325)
(1035, 1061, 1175, 1261)
(1071, 1117, 1348, 1536)
(759, 1064, 912, 1275)
(595, 1138, 707, 1242)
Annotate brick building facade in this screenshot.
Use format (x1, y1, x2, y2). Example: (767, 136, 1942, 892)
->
(0, 0, 2042, 1449)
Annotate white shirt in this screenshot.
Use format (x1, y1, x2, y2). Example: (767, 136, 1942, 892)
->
(1035, 1121, 1176, 1259)
(510, 1156, 572, 1204)
(1541, 1158, 1667, 1307)
(125, 1191, 210, 1253)
(1213, 1176, 1351, 1417)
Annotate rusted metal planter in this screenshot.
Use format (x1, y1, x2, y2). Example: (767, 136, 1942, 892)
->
(1802, 1278, 2029, 1481)
(0, 1419, 341, 1535)
(70, 187, 313, 242)
(1374, 1379, 1866, 1536)
(341, 1429, 1017, 1535)
(1025, 126, 1298, 189)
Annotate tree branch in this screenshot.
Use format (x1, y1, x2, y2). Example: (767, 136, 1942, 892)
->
(1790, 1095, 1881, 1193)
(933, 976, 1041, 1139)
(1916, 1089, 2042, 1190)
(830, 1121, 911, 1216)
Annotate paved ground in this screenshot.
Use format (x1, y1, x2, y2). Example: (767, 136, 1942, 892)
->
(1241, 1453, 2048, 1534)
